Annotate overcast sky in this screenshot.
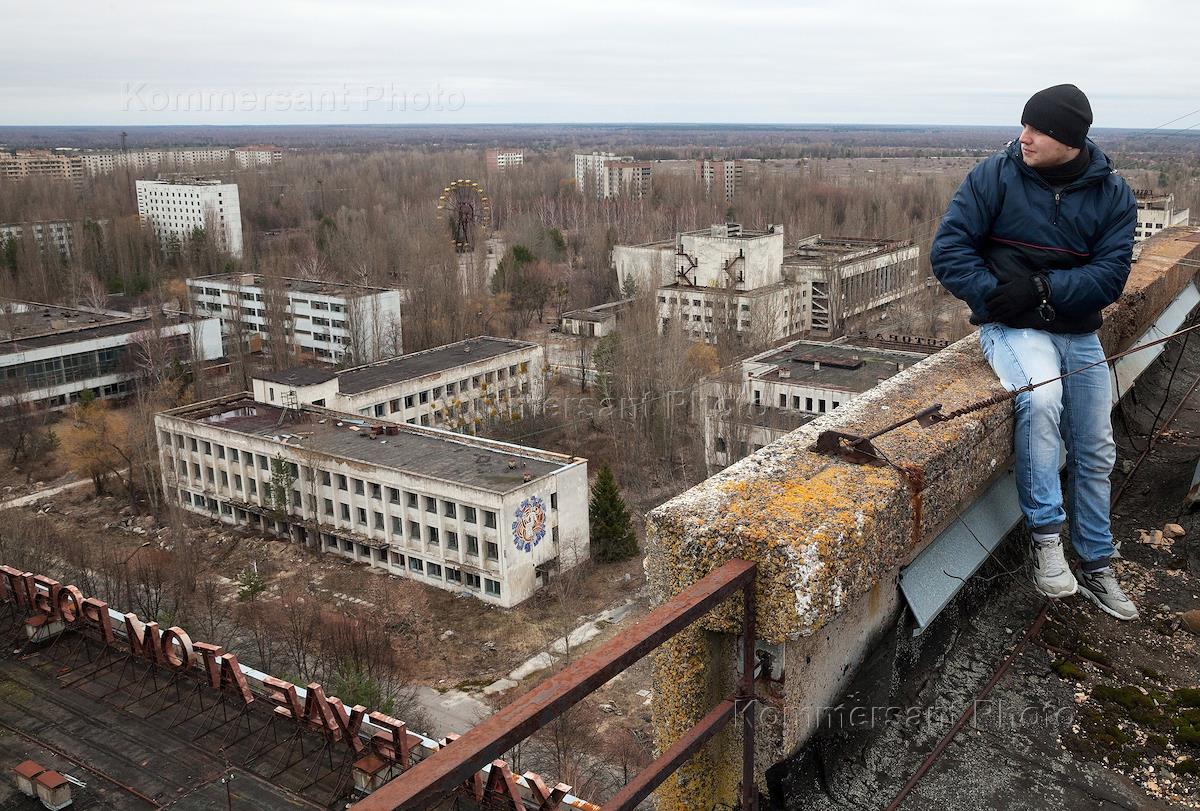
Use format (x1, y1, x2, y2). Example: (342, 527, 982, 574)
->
(2, 0, 1197, 128)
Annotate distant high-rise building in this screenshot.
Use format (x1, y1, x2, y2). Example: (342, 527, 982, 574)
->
(136, 179, 244, 258)
(0, 220, 81, 259)
(0, 151, 84, 182)
(485, 148, 524, 171)
(573, 152, 652, 199)
(233, 145, 284, 167)
(1134, 190, 1190, 242)
(696, 159, 744, 200)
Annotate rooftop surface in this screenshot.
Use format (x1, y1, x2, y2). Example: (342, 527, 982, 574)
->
(749, 341, 926, 392)
(254, 366, 339, 387)
(0, 300, 198, 355)
(165, 396, 575, 493)
(188, 273, 393, 296)
(335, 336, 535, 395)
(784, 235, 914, 266)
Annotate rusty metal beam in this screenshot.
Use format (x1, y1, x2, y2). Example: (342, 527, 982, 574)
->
(604, 698, 736, 810)
(351, 558, 757, 811)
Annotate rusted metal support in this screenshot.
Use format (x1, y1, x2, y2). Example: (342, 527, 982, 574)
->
(741, 575, 757, 811)
(351, 558, 757, 811)
(604, 698, 736, 810)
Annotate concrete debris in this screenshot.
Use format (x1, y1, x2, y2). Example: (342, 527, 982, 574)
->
(1181, 609, 1200, 637)
(1164, 523, 1186, 539)
(438, 630, 455, 642)
(481, 641, 496, 651)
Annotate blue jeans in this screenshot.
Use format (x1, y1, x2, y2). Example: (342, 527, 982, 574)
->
(979, 324, 1116, 572)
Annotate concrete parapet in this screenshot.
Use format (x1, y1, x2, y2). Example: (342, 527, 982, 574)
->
(646, 228, 1200, 808)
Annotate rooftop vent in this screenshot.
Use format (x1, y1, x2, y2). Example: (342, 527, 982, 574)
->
(778, 367, 792, 379)
(522, 472, 532, 482)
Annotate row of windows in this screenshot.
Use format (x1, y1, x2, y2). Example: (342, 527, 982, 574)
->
(659, 296, 753, 312)
(752, 390, 841, 414)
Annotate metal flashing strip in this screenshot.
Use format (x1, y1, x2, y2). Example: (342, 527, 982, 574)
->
(1111, 279, 1200, 403)
(903, 277, 1200, 636)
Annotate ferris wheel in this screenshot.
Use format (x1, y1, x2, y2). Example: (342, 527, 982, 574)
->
(436, 179, 491, 253)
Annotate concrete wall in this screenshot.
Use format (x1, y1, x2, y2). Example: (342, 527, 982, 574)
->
(679, 229, 785, 289)
(643, 228, 1200, 808)
(613, 243, 676, 294)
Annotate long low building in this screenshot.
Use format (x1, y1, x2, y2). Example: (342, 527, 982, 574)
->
(251, 336, 543, 433)
(156, 395, 588, 607)
(0, 300, 222, 411)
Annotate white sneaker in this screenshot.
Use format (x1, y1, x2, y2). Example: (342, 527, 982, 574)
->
(1077, 568, 1139, 621)
(1031, 538, 1078, 598)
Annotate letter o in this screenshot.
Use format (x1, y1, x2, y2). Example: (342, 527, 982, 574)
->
(160, 626, 195, 671)
(57, 585, 84, 623)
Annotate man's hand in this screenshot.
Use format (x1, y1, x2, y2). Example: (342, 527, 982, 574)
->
(985, 274, 1053, 325)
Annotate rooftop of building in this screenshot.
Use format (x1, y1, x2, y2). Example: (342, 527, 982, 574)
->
(562, 299, 633, 322)
(0, 300, 199, 355)
(187, 272, 393, 296)
(254, 366, 339, 387)
(162, 395, 578, 493)
(784, 234, 915, 266)
(136, 177, 231, 187)
(748, 340, 927, 392)
(682, 223, 782, 240)
(333, 336, 537, 395)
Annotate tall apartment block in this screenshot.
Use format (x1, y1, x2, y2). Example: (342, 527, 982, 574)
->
(156, 395, 588, 607)
(187, 273, 404, 364)
(613, 223, 920, 346)
(0, 151, 84, 182)
(485, 148, 524, 171)
(79, 146, 282, 175)
(0, 221, 78, 260)
(251, 336, 542, 433)
(136, 179, 244, 258)
(573, 152, 653, 199)
(696, 159, 744, 200)
(1134, 190, 1190, 242)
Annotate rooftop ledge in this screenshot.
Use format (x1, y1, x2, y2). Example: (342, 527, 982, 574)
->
(644, 226, 1200, 808)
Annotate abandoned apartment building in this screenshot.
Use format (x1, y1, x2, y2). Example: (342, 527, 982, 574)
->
(613, 223, 921, 344)
(703, 338, 928, 472)
(186, 273, 404, 364)
(0, 299, 221, 411)
(155, 393, 588, 608)
(250, 336, 544, 434)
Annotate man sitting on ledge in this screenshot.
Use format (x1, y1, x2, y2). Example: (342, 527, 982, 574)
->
(931, 84, 1139, 620)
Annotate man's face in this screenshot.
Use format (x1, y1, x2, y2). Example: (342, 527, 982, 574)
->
(1019, 124, 1080, 168)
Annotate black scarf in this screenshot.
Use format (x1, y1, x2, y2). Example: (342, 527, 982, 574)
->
(1034, 145, 1091, 188)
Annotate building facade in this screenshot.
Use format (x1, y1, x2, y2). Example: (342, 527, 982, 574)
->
(485, 149, 524, 171)
(251, 336, 543, 433)
(0, 221, 77, 260)
(77, 146, 282, 175)
(696, 159, 744, 200)
(0, 151, 84, 182)
(619, 224, 921, 346)
(136, 179, 244, 258)
(703, 339, 926, 472)
(573, 152, 652, 199)
(233, 146, 284, 167)
(187, 273, 404, 364)
(559, 299, 631, 339)
(156, 396, 589, 607)
(0, 300, 222, 411)
(1134, 190, 1190, 242)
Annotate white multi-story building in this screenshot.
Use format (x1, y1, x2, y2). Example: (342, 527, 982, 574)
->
(703, 339, 927, 472)
(573, 152, 652, 199)
(620, 224, 921, 346)
(233, 145, 283, 167)
(187, 273, 404, 365)
(156, 395, 589, 607)
(485, 149, 524, 171)
(696, 159, 744, 201)
(0, 300, 222, 411)
(136, 179, 244, 258)
(0, 151, 84, 182)
(1134, 190, 1190, 242)
(250, 336, 543, 433)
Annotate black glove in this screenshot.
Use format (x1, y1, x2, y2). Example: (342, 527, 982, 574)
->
(984, 274, 1054, 326)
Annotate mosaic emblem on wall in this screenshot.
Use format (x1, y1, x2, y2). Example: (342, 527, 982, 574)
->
(512, 495, 547, 553)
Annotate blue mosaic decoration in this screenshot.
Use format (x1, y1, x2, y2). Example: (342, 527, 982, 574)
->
(512, 495, 548, 553)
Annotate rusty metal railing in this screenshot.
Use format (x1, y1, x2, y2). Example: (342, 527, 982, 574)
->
(351, 558, 758, 811)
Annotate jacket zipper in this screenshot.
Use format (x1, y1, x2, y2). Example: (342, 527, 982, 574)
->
(1053, 191, 1062, 225)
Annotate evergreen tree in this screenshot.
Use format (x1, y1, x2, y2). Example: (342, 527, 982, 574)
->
(589, 464, 638, 563)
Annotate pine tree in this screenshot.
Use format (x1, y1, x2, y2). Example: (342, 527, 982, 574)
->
(589, 464, 638, 563)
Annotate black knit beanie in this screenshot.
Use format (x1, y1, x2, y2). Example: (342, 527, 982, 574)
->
(1021, 84, 1092, 149)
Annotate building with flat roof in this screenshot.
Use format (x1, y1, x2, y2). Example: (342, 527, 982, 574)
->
(559, 299, 633, 339)
(485, 148, 524, 171)
(617, 224, 921, 346)
(703, 339, 927, 472)
(250, 336, 543, 432)
(187, 273, 404, 365)
(696, 159, 744, 200)
(233, 145, 283, 167)
(0, 220, 78, 260)
(1134, 189, 1190, 242)
(0, 150, 83, 182)
(156, 395, 588, 607)
(0, 299, 221, 411)
(136, 178, 243, 258)
(573, 152, 652, 199)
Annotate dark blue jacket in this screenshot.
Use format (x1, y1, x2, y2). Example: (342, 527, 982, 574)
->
(931, 140, 1137, 333)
